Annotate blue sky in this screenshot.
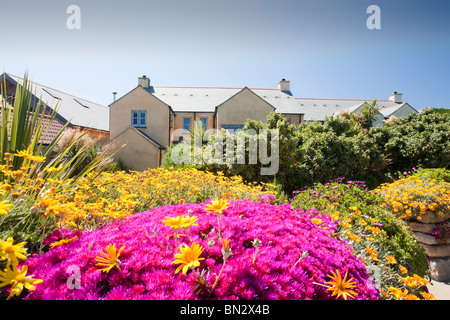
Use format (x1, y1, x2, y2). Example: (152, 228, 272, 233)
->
(2, 0, 450, 109)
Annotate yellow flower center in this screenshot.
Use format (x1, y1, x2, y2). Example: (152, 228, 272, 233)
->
(15, 274, 26, 282)
(337, 282, 345, 292)
(4, 246, 15, 253)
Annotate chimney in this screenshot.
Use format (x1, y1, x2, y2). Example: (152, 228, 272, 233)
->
(138, 75, 150, 88)
(278, 79, 290, 92)
(389, 91, 403, 104)
(112, 91, 117, 102)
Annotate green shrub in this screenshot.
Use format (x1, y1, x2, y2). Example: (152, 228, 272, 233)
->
(294, 117, 386, 190)
(370, 109, 450, 173)
(291, 179, 430, 294)
(411, 167, 450, 183)
(161, 112, 302, 195)
(164, 104, 449, 194)
(0, 73, 115, 251)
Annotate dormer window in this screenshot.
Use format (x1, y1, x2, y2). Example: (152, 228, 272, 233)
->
(132, 110, 147, 128)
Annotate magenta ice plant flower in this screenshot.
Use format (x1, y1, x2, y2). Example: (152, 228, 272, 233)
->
(23, 200, 378, 300)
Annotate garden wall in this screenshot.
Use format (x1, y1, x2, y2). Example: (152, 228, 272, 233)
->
(407, 210, 450, 282)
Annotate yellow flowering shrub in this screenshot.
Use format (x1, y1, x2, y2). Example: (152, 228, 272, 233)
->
(374, 171, 450, 221)
(0, 166, 276, 249)
(291, 179, 432, 300)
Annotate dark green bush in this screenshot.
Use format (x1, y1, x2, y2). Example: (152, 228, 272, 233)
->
(162, 113, 303, 193)
(163, 106, 449, 194)
(294, 116, 386, 190)
(370, 109, 450, 173)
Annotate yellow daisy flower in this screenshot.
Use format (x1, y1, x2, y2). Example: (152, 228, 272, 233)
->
(325, 269, 358, 300)
(399, 266, 408, 274)
(180, 215, 199, 229)
(162, 216, 185, 231)
(50, 236, 79, 249)
(0, 200, 13, 215)
(172, 242, 205, 274)
(95, 243, 125, 273)
(0, 264, 43, 298)
(386, 256, 397, 265)
(205, 199, 230, 215)
(0, 237, 27, 266)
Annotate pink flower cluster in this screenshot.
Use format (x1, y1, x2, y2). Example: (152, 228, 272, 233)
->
(257, 194, 276, 203)
(23, 201, 378, 300)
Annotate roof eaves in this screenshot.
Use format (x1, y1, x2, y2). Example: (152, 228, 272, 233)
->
(130, 126, 166, 150)
(379, 103, 406, 110)
(334, 102, 367, 114)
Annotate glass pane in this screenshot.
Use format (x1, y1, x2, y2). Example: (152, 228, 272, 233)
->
(183, 117, 191, 131)
(139, 111, 146, 126)
(132, 111, 138, 126)
(200, 117, 208, 129)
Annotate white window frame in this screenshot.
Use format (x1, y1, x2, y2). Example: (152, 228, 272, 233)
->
(132, 110, 147, 128)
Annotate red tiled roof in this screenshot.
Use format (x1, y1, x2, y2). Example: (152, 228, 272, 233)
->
(39, 114, 65, 144)
(0, 108, 65, 145)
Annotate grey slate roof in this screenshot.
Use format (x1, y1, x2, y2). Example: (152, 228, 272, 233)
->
(296, 98, 404, 121)
(377, 103, 408, 117)
(146, 86, 240, 112)
(145, 86, 300, 114)
(143, 85, 412, 123)
(5, 73, 109, 131)
(252, 89, 299, 114)
(130, 126, 166, 149)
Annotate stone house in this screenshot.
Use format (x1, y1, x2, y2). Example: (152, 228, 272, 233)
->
(109, 76, 418, 171)
(109, 77, 302, 170)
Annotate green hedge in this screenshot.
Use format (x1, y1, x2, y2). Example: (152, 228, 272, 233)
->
(162, 107, 450, 193)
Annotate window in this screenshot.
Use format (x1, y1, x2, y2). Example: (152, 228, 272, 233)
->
(170, 113, 174, 128)
(74, 98, 89, 109)
(182, 117, 191, 133)
(42, 88, 60, 100)
(200, 117, 208, 129)
(132, 110, 147, 128)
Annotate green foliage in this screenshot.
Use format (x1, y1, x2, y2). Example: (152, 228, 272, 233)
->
(425, 107, 450, 115)
(0, 73, 115, 251)
(411, 167, 450, 183)
(292, 115, 387, 190)
(291, 180, 430, 292)
(1, 73, 67, 176)
(360, 100, 380, 129)
(371, 109, 450, 173)
(164, 102, 448, 196)
(162, 112, 303, 194)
